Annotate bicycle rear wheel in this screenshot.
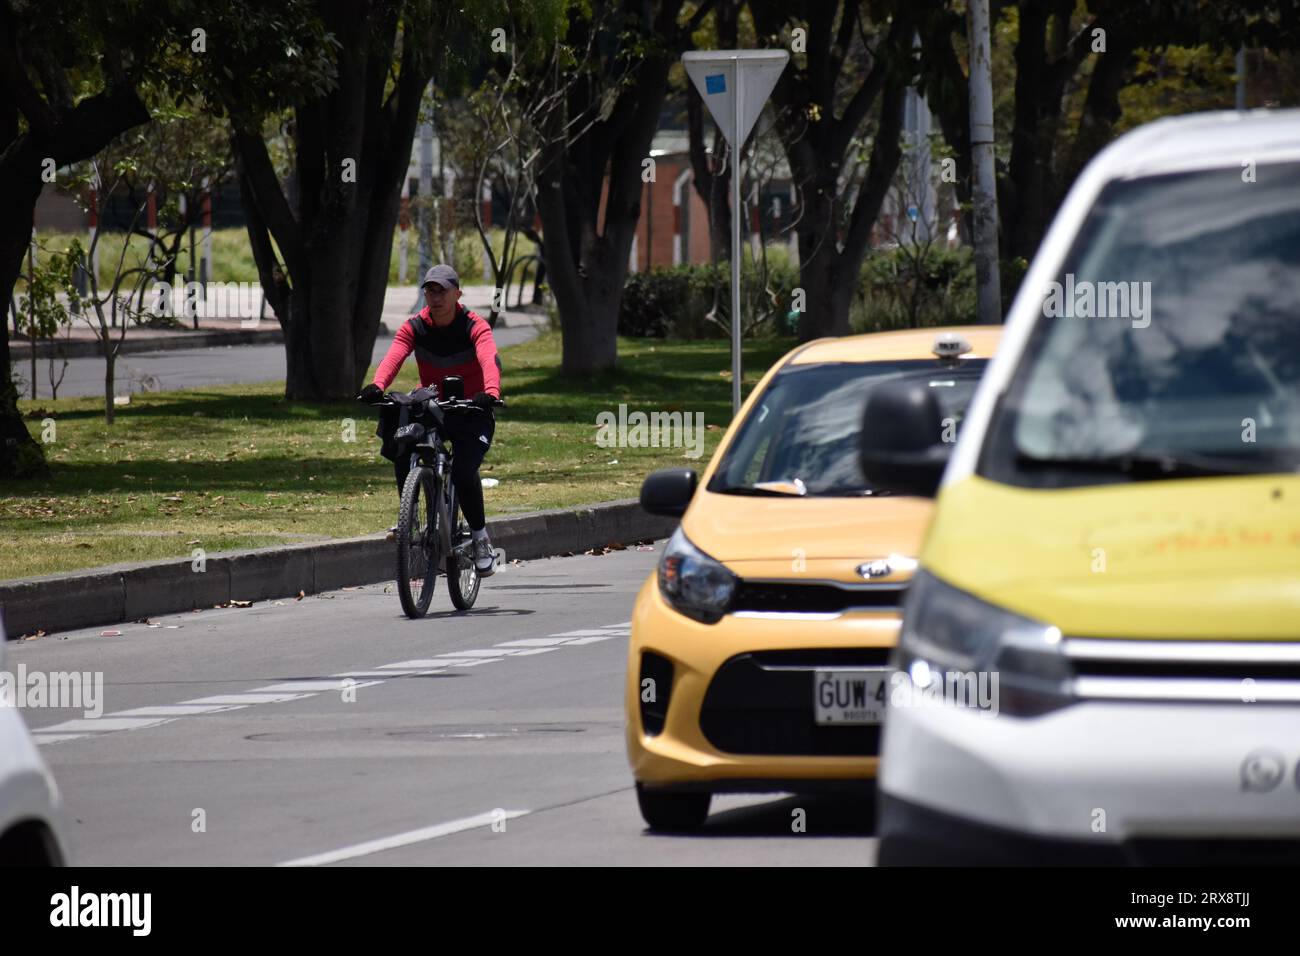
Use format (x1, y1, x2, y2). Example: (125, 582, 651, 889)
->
(444, 482, 481, 610)
(396, 466, 439, 618)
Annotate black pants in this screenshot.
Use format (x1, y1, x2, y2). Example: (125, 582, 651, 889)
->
(394, 412, 495, 530)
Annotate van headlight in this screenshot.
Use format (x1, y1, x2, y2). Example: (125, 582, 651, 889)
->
(894, 571, 1073, 716)
(658, 528, 737, 624)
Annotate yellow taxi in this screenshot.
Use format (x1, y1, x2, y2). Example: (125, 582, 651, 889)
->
(626, 325, 1002, 829)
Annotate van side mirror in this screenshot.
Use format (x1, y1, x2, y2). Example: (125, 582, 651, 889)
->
(640, 468, 698, 518)
(859, 381, 951, 498)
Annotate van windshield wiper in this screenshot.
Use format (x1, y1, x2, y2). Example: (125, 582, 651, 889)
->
(1015, 450, 1295, 480)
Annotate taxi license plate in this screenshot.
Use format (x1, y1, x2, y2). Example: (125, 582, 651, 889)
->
(813, 668, 891, 725)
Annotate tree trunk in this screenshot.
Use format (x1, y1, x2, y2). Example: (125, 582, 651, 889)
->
(686, 0, 737, 265)
(0, 78, 149, 476)
(796, 229, 855, 340)
(29, 320, 37, 401)
(533, 0, 686, 376)
(230, 5, 438, 402)
(536, 172, 634, 375)
(1004, 2, 1052, 263)
(104, 349, 116, 425)
(557, 285, 620, 374)
(751, 1, 910, 342)
(687, 84, 731, 265)
(1058, 36, 1135, 205)
(0, 150, 50, 475)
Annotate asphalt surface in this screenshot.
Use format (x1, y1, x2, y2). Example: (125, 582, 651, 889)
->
(18, 324, 540, 400)
(13, 544, 876, 866)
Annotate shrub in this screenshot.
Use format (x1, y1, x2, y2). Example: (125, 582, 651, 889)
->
(851, 245, 978, 332)
(619, 254, 800, 340)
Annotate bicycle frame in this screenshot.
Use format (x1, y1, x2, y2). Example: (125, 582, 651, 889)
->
(409, 439, 454, 557)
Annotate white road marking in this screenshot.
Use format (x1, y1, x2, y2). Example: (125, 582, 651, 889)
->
(254, 680, 382, 694)
(183, 693, 313, 705)
(31, 620, 629, 747)
(277, 809, 531, 867)
(110, 704, 244, 717)
(379, 659, 485, 669)
(331, 670, 443, 678)
(39, 716, 175, 733)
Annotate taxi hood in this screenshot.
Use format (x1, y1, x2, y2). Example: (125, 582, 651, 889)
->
(680, 489, 933, 569)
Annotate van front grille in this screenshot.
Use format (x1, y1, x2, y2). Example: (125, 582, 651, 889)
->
(1065, 638, 1300, 703)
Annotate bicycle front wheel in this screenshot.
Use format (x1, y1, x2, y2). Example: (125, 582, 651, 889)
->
(444, 481, 480, 611)
(396, 466, 439, 618)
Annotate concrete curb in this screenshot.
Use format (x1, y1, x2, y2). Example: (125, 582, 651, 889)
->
(0, 499, 675, 639)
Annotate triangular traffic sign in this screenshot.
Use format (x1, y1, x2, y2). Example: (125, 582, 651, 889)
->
(682, 50, 789, 148)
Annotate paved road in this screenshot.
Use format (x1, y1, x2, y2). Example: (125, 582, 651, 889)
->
(14, 545, 876, 866)
(19, 323, 540, 400)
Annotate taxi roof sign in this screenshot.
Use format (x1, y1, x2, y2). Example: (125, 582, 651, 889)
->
(933, 332, 973, 360)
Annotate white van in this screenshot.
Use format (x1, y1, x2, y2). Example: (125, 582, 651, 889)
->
(859, 109, 1300, 865)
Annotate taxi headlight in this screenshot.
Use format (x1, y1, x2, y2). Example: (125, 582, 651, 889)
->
(657, 528, 737, 624)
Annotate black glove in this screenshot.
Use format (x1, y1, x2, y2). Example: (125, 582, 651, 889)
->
(470, 391, 497, 410)
(357, 383, 384, 404)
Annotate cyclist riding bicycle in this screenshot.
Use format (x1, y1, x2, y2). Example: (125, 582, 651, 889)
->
(357, 264, 501, 575)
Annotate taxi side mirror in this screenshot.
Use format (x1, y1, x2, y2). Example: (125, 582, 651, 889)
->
(640, 468, 698, 518)
(859, 381, 950, 498)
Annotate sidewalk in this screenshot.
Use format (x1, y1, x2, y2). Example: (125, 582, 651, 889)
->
(8, 283, 548, 359)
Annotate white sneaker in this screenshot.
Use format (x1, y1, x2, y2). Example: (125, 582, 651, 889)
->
(471, 533, 495, 576)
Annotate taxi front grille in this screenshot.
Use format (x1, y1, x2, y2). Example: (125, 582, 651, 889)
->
(728, 580, 906, 616)
(700, 651, 886, 756)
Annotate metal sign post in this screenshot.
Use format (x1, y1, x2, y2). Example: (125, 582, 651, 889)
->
(682, 50, 788, 417)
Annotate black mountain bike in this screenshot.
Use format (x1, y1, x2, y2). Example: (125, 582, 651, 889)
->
(366, 382, 503, 618)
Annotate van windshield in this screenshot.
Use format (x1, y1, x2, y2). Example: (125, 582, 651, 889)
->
(981, 162, 1300, 488)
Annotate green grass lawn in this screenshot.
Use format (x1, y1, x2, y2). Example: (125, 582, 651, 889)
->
(2, 332, 796, 581)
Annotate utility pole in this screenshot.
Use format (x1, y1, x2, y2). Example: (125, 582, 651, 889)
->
(968, 0, 1001, 323)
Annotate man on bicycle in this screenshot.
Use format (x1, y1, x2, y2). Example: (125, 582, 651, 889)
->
(358, 264, 501, 575)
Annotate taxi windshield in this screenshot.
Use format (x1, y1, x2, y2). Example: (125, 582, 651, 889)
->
(981, 161, 1300, 488)
(711, 358, 988, 497)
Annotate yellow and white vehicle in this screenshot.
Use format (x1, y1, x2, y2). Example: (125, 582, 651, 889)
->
(862, 109, 1300, 865)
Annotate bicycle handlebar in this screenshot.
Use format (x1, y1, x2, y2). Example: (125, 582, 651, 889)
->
(360, 392, 505, 411)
